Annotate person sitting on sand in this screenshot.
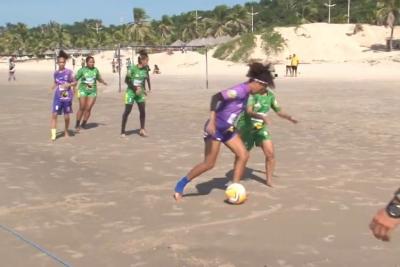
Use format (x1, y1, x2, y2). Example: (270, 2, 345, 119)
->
(153, 64, 161, 74)
(173, 62, 274, 202)
(370, 188, 400, 242)
(236, 86, 298, 187)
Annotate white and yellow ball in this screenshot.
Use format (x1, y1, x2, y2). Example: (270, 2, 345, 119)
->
(225, 183, 247, 204)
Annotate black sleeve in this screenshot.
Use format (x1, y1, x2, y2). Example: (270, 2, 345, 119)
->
(210, 93, 223, 111)
(125, 75, 134, 89)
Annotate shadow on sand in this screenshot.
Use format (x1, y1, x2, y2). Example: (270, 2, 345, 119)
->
(183, 167, 267, 198)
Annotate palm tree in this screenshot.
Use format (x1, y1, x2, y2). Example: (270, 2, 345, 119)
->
(203, 5, 232, 37)
(157, 15, 175, 45)
(226, 5, 250, 35)
(47, 21, 72, 49)
(377, 0, 400, 51)
(129, 8, 155, 44)
(179, 12, 202, 41)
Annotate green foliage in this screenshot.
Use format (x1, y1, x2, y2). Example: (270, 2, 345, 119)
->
(0, 1, 399, 56)
(261, 29, 286, 55)
(213, 33, 256, 62)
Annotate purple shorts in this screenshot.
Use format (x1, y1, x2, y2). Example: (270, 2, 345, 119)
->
(203, 120, 237, 143)
(52, 101, 73, 115)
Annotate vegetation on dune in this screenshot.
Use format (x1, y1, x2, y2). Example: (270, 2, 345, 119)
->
(213, 33, 256, 62)
(0, 1, 399, 56)
(261, 29, 286, 56)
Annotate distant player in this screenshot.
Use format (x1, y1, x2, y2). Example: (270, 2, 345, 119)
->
(121, 51, 150, 137)
(8, 57, 16, 82)
(50, 50, 76, 141)
(75, 56, 107, 131)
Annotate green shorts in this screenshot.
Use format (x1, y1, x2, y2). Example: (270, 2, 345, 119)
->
(125, 89, 145, 104)
(240, 126, 272, 151)
(78, 88, 97, 98)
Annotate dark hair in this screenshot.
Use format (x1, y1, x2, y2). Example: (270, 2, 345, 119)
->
(58, 50, 69, 60)
(86, 56, 94, 64)
(247, 62, 275, 88)
(137, 50, 148, 64)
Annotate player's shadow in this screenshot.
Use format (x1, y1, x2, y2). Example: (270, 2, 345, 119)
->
(183, 177, 229, 197)
(125, 129, 141, 136)
(82, 122, 104, 130)
(225, 167, 267, 186)
(56, 131, 76, 139)
(183, 168, 267, 197)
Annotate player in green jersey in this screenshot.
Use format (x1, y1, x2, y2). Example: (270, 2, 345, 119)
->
(75, 56, 107, 132)
(237, 89, 298, 187)
(121, 50, 150, 137)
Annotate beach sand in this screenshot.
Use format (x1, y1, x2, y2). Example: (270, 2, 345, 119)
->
(0, 63, 400, 266)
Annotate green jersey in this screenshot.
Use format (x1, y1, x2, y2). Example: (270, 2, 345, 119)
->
(76, 67, 101, 92)
(127, 65, 148, 90)
(238, 91, 281, 130)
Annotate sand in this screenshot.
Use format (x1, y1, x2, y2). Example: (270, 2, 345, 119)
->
(0, 62, 400, 266)
(1, 22, 400, 266)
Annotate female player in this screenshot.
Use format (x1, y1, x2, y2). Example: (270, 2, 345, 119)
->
(236, 88, 298, 187)
(50, 50, 76, 141)
(75, 56, 107, 131)
(173, 62, 275, 201)
(121, 51, 150, 137)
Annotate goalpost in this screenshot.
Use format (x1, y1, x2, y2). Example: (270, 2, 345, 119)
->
(115, 44, 209, 92)
(53, 44, 210, 91)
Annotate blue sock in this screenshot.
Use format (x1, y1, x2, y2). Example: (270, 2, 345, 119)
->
(175, 176, 190, 193)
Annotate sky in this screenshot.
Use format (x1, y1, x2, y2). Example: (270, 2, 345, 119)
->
(0, 0, 253, 27)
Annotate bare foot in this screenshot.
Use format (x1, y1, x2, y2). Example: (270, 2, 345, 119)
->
(139, 129, 148, 137)
(266, 179, 274, 187)
(65, 131, 70, 138)
(120, 133, 126, 138)
(173, 192, 183, 202)
(75, 127, 80, 133)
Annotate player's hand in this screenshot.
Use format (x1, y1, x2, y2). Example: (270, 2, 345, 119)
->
(206, 121, 216, 136)
(369, 208, 400, 242)
(263, 116, 272, 125)
(289, 117, 298, 124)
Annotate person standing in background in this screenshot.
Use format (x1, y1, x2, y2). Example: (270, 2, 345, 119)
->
(291, 54, 300, 77)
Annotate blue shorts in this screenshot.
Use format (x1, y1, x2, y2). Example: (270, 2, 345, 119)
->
(52, 101, 73, 115)
(203, 120, 237, 143)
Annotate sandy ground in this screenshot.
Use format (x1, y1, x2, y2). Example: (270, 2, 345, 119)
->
(1, 65, 400, 267)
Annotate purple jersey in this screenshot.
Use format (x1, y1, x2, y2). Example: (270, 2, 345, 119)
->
(216, 83, 250, 130)
(53, 68, 74, 102)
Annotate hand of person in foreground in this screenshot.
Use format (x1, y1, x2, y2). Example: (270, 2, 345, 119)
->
(370, 208, 400, 241)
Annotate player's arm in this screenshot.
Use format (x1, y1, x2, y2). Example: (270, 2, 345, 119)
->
(49, 82, 57, 92)
(146, 75, 151, 91)
(245, 97, 271, 125)
(97, 70, 107, 86)
(98, 76, 107, 86)
(272, 97, 297, 123)
(276, 110, 298, 123)
(207, 93, 224, 135)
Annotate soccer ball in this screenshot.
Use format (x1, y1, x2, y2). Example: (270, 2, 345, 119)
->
(225, 183, 247, 204)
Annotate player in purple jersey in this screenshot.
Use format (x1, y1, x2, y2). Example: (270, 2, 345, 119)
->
(174, 63, 275, 202)
(50, 50, 76, 141)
